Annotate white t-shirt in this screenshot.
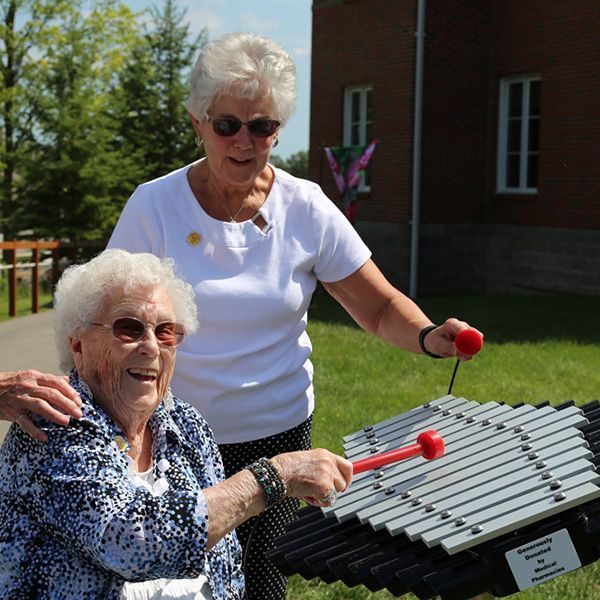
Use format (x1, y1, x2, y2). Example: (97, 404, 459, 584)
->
(108, 161, 371, 443)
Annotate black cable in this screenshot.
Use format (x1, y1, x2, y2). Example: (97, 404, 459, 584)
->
(447, 358, 460, 396)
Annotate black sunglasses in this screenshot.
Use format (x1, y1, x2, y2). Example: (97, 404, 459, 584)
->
(205, 114, 280, 138)
(90, 317, 186, 347)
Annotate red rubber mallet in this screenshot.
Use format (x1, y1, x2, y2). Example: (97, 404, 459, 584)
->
(455, 328, 483, 356)
(352, 430, 445, 474)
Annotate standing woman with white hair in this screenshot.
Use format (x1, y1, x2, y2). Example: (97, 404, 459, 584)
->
(108, 31, 481, 599)
(1, 32, 480, 599)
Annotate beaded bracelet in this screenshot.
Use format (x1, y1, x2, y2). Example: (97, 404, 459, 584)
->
(244, 457, 287, 509)
(259, 457, 287, 504)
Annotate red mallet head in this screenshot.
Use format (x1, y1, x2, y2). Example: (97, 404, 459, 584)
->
(455, 328, 483, 356)
(416, 430, 445, 460)
(352, 429, 445, 473)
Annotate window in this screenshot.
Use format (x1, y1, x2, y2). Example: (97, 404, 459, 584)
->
(343, 85, 373, 189)
(497, 76, 541, 193)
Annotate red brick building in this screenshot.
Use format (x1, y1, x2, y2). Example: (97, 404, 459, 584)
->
(310, 0, 600, 295)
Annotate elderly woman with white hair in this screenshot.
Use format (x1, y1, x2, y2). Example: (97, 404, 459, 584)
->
(0, 249, 353, 599)
(0, 32, 479, 599)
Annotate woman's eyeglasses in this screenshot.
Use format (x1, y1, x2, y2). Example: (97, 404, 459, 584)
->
(205, 114, 280, 138)
(90, 317, 186, 347)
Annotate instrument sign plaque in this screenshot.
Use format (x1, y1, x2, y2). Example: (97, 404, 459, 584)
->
(505, 529, 581, 590)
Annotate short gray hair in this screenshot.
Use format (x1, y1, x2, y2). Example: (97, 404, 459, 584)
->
(187, 32, 297, 126)
(53, 249, 198, 373)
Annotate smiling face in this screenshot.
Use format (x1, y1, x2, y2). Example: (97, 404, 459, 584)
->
(192, 93, 279, 191)
(70, 286, 177, 430)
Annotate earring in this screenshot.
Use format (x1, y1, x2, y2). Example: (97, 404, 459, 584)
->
(272, 138, 279, 148)
(195, 136, 203, 148)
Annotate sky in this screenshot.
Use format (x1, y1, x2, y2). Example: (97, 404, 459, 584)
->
(126, 0, 313, 159)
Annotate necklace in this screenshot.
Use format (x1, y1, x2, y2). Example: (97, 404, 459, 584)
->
(209, 180, 247, 223)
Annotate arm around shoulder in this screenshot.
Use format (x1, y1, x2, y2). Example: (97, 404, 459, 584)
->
(0, 369, 82, 442)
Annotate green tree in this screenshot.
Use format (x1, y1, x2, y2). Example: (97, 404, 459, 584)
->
(271, 150, 309, 179)
(17, 0, 141, 239)
(0, 0, 72, 237)
(2, 0, 205, 241)
(116, 0, 205, 183)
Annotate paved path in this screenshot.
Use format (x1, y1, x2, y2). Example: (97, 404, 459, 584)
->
(0, 310, 60, 442)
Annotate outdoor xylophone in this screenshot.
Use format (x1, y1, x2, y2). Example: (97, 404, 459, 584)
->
(270, 330, 600, 599)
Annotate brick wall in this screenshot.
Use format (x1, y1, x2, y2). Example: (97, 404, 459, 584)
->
(310, 0, 417, 222)
(487, 0, 600, 230)
(310, 0, 600, 294)
(420, 0, 491, 224)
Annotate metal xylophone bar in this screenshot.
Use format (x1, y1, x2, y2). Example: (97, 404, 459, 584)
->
(270, 397, 600, 599)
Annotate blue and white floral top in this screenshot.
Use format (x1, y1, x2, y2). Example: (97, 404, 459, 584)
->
(0, 371, 244, 599)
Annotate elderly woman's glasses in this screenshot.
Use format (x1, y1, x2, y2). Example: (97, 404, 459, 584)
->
(90, 317, 186, 346)
(205, 114, 280, 138)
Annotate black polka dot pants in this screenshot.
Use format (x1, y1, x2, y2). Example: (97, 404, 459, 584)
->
(218, 415, 312, 600)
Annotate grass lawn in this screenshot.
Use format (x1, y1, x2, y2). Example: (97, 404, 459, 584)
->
(287, 289, 600, 599)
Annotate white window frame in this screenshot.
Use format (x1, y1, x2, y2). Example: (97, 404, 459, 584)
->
(343, 85, 372, 191)
(496, 75, 541, 194)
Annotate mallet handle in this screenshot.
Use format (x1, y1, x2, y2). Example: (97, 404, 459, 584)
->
(353, 444, 423, 474)
(352, 429, 445, 474)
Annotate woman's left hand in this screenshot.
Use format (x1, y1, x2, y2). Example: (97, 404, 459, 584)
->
(423, 318, 484, 361)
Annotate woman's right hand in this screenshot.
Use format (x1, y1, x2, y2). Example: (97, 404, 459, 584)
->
(204, 447, 353, 549)
(0, 369, 82, 442)
(271, 448, 354, 507)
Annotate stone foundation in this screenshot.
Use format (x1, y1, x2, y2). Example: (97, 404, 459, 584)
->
(355, 221, 600, 296)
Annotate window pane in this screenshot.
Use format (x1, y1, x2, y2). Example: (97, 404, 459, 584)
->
(528, 117, 539, 152)
(529, 80, 541, 116)
(352, 91, 361, 123)
(344, 86, 373, 190)
(498, 76, 541, 192)
(508, 82, 523, 117)
(527, 154, 538, 188)
(364, 91, 373, 188)
(366, 90, 373, 122)
(365, 122, 372, 143)
(506, 154, 520, 188)
(508, 119, 522, 153)
(351, 124, 360, 146)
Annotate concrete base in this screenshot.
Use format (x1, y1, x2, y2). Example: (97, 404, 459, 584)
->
(355, 221, 411, 290)
(355, 221, 600, 296)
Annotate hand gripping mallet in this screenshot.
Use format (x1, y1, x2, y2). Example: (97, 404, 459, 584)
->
(352, 430, 445, 474)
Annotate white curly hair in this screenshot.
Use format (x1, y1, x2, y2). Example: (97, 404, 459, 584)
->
(187, 32, 297, 125)
(53, 249, 198, 372)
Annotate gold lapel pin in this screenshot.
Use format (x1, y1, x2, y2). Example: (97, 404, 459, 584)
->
(113, 435, 128, 452)
(187, 232, 201, 246)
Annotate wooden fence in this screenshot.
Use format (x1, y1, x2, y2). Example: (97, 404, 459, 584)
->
(0, 240, 106, 317)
